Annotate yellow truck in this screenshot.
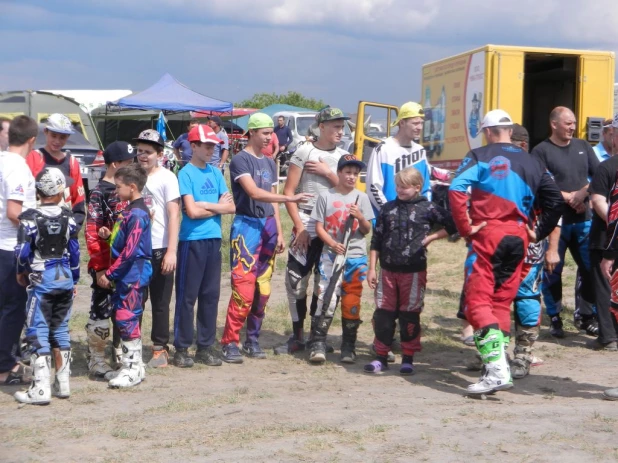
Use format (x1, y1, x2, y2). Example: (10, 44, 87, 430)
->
(353, 44, 615, 175)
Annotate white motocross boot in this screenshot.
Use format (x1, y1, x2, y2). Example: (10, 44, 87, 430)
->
(108, 339, 145, 388)
(15, 355, 52, 405)
(86, 319, 114, 380)
(467, 328, 513, 395)
(52, 349, 71, 398)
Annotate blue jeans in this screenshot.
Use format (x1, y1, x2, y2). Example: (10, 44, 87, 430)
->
(542, 221, 594, 317)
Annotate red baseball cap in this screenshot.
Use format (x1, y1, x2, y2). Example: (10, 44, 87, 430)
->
(187, 124, 223, 144)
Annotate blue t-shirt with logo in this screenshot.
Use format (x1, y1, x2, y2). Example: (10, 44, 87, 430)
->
(178, 163, 228, 240)
(229, 150, 277, 218)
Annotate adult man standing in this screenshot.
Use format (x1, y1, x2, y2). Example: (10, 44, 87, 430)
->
(278, 107, 347, 354)
(531, 107, 599, 338)
(450, 109, 563, 395)
(588, 115, 618, 350)
(173, 119, 199, 165)
(274, 116, 293, 156)
(26, 113, 86, 233)
(207, 116, 229, 171)
(366, 101, 451, 215)
(0, 116, 38, 384)
(593, 119, 613, 162)
(0, 117, 10, 152)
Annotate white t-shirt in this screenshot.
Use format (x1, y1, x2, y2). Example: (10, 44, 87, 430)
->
(142, 167, 180, 250)
(289, 142, 346, 211)
(0, 151, 36, 251)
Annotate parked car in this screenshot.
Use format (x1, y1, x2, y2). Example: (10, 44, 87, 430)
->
(35, 124, 105, 196)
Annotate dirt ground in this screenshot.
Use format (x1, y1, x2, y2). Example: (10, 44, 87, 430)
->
(2, 239, 618, 463)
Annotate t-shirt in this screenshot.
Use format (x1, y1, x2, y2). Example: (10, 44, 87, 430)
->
(230, 150, 278, 218)
(178, 163, 228, 241)
(142, 167, 180, 249)
(589, 155, 618, 250)
(0, 151, 36, 251)
(289, 142, 345, 211)
(532, 138, 599, 224)
(173, 133, 192, 162)
(311, 188, 374, 259)
(212, 129, 229, 165)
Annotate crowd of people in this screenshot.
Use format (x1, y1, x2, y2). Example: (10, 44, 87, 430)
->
(1, 101, 618, 406)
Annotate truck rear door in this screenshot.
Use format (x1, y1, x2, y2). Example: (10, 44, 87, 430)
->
(576, 54, 615, 141)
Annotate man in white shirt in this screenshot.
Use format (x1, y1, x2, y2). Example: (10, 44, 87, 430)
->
(0, 116, 38, 384)
(134, 129, 181, 368)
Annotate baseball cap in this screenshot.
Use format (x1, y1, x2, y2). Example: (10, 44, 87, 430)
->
(316, 107, 350, 124)
(391, 102, 425, 128)
(479, 109, 513, 130)
(337, 153, 365, 171)
(187, 124, 223, 144)
(208, 115, 223, 126)
(247, 113, 274, 131)
(511, 123, 529, 143)
(45, 113, 74, 135)
(611, 113, 618, 129)
(103, 141, 136, 164)
(35, 167, 74, 196)
(133, 129, 165, 148)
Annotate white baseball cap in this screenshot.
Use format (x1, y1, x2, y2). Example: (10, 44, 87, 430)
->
(479, 109, 513, 130)
(45, 113, 74, 135)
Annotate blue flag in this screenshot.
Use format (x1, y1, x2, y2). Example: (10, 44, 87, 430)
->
(156, 111, 167, 142)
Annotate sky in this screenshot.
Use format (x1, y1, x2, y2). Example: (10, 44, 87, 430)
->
(1, 0, 617, 112)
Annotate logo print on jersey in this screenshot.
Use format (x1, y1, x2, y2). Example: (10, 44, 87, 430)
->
(200, 178, 216, 195)
(489, 156, 511, 180)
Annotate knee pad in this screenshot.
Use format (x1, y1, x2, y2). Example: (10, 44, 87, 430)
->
(372, 309, 396, 346)
(399, 311, 421, 343)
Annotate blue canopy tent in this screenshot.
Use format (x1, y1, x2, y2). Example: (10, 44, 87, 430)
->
(102, 73, 233, 143)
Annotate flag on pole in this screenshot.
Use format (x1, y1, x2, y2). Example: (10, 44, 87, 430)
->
(156, 111, 167, 141)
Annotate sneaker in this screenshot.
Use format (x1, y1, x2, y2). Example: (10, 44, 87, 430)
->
(586, 338, 618, 351)
(364, 358, 388, 374)
(400, 355, 414, 375)
(580, 317, 599, 337)
(222, 343, 244, 364)
(172, 348, 194, 368)
(549, 316, 565, 338)
(273, 336, 305, 355)
(148, 346, 169, 368)
(195, 346, 223, 366)
(530, 356, 544, 367)
(242, 342, 267, 359)
(309, 341, 326, 364)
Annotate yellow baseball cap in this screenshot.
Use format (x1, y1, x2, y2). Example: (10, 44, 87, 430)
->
(391, 102, 425, 127)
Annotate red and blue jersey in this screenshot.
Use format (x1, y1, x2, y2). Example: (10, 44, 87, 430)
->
(449, 143, 563, 240)
(105, 198, 152, 283)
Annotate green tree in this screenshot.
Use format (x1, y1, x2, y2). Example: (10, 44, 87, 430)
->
(236, 91, 325, 110)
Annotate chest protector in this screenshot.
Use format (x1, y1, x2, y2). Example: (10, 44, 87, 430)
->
(33, 210, 71, 259)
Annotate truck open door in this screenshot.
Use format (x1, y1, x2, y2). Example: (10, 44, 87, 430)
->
(352, 101, 398, 191)
(576, 54, 615, 143)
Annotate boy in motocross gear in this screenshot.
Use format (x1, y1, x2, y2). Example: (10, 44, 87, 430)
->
(449, 110, 563, 395)
(278, 107, 347, 355)
(84, 141, 136, 379)
(14, 167, 79, 405)
(96, 164, 152, 388)
(26, 113, 86, 233)
(365, 167, 456, 375)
